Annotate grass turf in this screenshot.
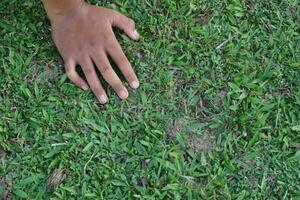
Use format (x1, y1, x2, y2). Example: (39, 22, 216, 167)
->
(0, 0, 300, 199)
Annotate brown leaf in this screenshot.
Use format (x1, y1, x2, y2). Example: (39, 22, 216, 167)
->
(0, 177, 12, 200)
(46, 169, 65, 191)
(140, 177, 148, 187)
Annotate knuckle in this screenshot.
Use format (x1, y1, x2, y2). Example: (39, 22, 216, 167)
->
(100, 65, 111, 75)
(103, 33, 110, 42)
(127, 18, 135, 28)
(84, 67, 94, 75)
(117, 55, 128, 65)
(89, 40, 96, 49)
(89, 38, 101, 50)
(106, 39, 117, 50)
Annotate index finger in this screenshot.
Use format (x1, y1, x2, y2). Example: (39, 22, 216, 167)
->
(105, 32, 140, 89)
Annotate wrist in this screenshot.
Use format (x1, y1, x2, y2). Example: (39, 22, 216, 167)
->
(43, 0, 84, 22)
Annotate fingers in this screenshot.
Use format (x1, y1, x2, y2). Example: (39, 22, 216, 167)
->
(64, 59, 89, 91)
(112, 12, 139, 41)
(91, 50, 128, 100)
(79, 57, 108, 104)
(106, 33, 140, 89)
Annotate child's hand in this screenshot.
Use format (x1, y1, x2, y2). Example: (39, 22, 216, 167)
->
(49, 2, 140, 104)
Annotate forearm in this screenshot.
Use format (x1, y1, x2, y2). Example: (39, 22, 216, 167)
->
(43, 0, 83, 21)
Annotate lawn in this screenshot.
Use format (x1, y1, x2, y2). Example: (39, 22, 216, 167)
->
(0, 0, 299, 199)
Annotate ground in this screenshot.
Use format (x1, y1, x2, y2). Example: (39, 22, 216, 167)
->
(0, 0, 299, 199)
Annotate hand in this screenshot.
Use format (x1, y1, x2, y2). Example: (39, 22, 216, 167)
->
(50, 2, 140, 104)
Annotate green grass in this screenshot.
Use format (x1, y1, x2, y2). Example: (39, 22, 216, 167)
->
(0, 0, 300, 199)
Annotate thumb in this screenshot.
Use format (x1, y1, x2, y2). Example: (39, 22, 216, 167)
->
(112, 12, 139, 40)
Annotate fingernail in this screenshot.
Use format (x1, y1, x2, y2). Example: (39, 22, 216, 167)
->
(98, 95, 108, 104)
(133, 30, 139, 39)
(130, 81, 140, 89)
(119, 89, 128, 99)
(82, 85, 89, 91)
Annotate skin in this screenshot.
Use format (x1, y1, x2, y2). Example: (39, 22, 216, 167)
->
(43, 0, 140, 104)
